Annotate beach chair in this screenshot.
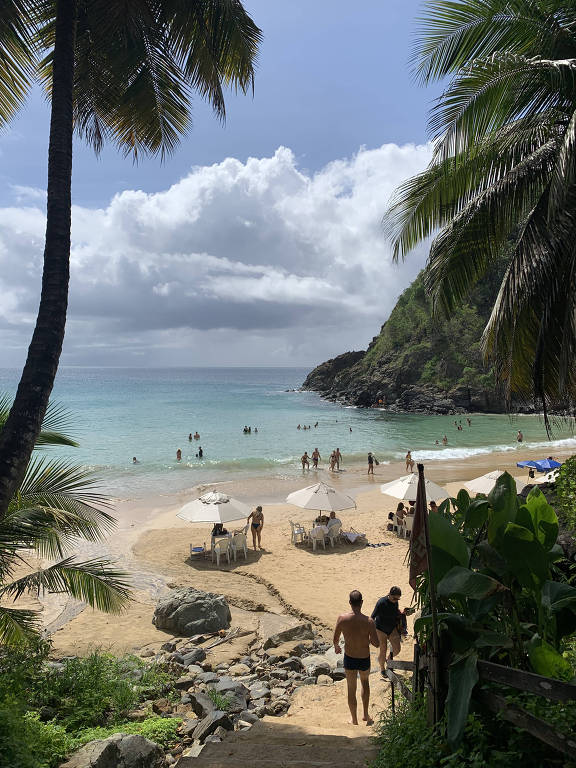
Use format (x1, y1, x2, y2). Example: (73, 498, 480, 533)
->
(309, 527, 326, 551)
(403, 516, 414, 539)
(341, 527, 367, 545)
(230, 532, 248, 561)
(212, 537, 231, 567)
(289, 520, 307, 545)
(325, 522, 342, 547)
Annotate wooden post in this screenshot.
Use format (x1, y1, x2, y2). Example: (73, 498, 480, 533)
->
(418, 463, 443, 723)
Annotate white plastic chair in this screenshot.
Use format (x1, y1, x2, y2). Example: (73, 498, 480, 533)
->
(230, 532, 248, 561)
(309, 527, 326, 551)
(289, 520, 307, 544)
(212, 537, 231, 566)
(403, 516, 414, 539)
(326, 522, 342, 547)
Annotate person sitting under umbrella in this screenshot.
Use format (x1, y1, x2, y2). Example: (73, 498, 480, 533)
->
(327, 510, 342, 528)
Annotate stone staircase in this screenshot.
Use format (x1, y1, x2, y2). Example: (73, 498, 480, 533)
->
(177, 719, 376, 768)
(177, 672, 387, 768)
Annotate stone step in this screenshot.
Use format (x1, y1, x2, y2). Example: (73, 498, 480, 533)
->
(177, 741, 375, 768)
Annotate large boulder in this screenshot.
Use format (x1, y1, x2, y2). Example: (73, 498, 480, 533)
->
(61, 733, 163, 768)
(153, 588, 231, 636)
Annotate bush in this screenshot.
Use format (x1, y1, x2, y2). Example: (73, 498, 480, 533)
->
(555, 456, 576, 531)
(71, 717, 182, 750)
(33, 652, 174, 730)
(371, 698, 574, 768)
(0, 705, 72, 768)
(0, 645, 177, 768)
(206, 689, 232, 711)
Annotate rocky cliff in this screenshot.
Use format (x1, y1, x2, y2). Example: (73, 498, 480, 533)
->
(302, 268, 512, 414)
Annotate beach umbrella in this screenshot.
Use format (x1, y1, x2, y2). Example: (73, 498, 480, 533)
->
(533, 458, 562, 472)
(177, 491, 250, 524)
(286, 482, 356, 513)
(465, 470, 525, 495)
(380, 473, 448, 501)
(516, 460, 538, 469)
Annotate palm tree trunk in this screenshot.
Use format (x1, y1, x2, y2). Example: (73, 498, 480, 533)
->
(0, 0, 77, 517)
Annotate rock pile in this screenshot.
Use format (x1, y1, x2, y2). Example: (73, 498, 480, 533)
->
(61, 607, 343, 766)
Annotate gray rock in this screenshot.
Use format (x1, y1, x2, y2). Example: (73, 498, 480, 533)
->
(60, 733, 164, 768)
(197, 671, 219, 684)
(250, 698, 268, 711)
(188, 692, 216, 718)
(269, 669, 288, 680)
(181, 648, 206, 665)
(316, 674, 333, 686)
(153, 588, 231, 636)
(214, 677, 249, 697)
(238, 710, 259, 724)
(192, 711, 233, 743)
(174, 674, 197, 690)
(270, 687, 286, 697)
(331, 669, 346, 681)
(302, 677, 316, 685)
(262, 623, 314, 650)
(187, 664, 204, 676)
(223, 692, 247, 714)
(279, 656, 303, 672)
(161, 641, 177, 652)
(248, 683, 270, 700)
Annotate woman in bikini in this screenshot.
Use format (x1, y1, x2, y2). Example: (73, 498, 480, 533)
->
(247, 505, 264, 551)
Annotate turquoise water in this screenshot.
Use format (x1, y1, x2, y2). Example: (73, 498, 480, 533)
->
(0, 367, 573, 497)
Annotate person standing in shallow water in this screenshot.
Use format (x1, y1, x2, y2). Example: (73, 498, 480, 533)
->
(176, 448, 182, 462)
(333, 590, 379, 726)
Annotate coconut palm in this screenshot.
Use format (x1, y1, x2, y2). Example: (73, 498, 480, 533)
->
(0, 0, 262, 516)
(386, 0, 576, 422)
(0, 396, 130, 645)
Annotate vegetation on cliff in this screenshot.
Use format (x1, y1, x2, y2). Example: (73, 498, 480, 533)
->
(303, 263, 508, 412)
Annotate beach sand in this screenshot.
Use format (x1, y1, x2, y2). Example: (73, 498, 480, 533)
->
(47, 444, 569, 657)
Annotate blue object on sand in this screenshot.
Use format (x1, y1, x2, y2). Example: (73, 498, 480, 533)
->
(533, 458, 561, 472)
(517, 460, 538, 469)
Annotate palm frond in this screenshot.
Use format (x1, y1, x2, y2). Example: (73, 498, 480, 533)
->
(0, 604, 41, 646)
(0, 394, 78, 448)
(0, 0, 38, 125)
(1, 556, 131, 613)
(424, 139, 557, 314)
(415, 0, 576, 82)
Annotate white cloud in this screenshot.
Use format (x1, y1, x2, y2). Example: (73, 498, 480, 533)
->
(0, 143, 432, 366)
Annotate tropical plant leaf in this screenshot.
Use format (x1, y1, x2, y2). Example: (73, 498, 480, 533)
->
(446, 651, 479, 745)
(438, 565, 505, 599)
(527, 635, 574, 681)
(0, 603, 41, 646)
(499, 522, 549, 587)
(1, 556, 131, 613)
(429, 511, 469, 584)
(487, 472, 518, 543)
(522, 487, 559, 550)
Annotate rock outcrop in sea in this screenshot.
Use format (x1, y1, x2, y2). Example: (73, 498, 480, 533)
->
(302, 266, 521, 414)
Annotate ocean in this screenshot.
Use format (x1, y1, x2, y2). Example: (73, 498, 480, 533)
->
(0, 367, 573, 498)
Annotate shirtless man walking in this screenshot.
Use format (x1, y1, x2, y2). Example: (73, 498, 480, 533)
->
(333, 590, 379, 726)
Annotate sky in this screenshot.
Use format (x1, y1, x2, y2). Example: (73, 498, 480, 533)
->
(0, 0, 440, 368)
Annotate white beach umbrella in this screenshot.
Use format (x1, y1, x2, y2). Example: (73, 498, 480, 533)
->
(380, 473, 448, 501)
(465, 470, 526, 496)
(177, 490, 250, 524)
(286, 482, 356, 512)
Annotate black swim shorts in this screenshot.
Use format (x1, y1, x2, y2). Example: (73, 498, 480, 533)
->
(343, 654, 371, 672)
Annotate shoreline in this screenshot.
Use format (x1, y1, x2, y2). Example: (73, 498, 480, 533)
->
(43, 443, 572, 658)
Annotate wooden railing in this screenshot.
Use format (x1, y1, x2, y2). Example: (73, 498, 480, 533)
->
(385, 652, 576, 758)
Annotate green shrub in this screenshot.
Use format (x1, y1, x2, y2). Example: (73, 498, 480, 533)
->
(206, 689, 232, 711)
(371, 698, 574, 768)
(33, 652, 174, 730)
(555, 456, 576, 531)
(0, 705, 72, 768)
(71, 717, 182, 750)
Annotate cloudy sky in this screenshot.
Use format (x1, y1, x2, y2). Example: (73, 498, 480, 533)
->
(0, 0, 438, 367)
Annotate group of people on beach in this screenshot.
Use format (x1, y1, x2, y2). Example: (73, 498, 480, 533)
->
(300, 447, 343, 470)
(333, 586, 409, 726)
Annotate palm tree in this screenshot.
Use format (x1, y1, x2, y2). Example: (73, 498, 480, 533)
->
(386, 0, 576, 423)
(0, 0, 262, 517)
(0, 396, 130, 645)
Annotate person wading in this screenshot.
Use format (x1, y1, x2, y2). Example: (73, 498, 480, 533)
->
(333, 590, 379, 726)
